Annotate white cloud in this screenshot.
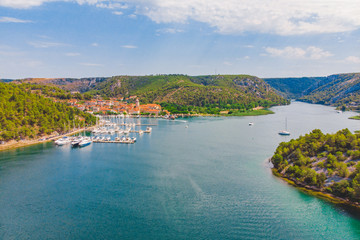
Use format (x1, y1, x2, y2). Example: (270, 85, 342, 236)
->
(131, 0, 360, 35)
(0, 0, 126, 9)
(91, 42, 99, 47)
(223, 61, 232, 66)
(122, 45, 137, 49)
(28, 41, 68, 48)
(2, 1, 360, 35)
(112, 11, 123, 15)
(65, 52, 80, 56)
(80, 62, 103, 67)
(345, 56, 360, 63)
(96, 2, 127, 9)
(156, 28, 184, 34)
(0, 0, 51, 9)
(0, 16, 32, 23)
(265, 46, 332, 60)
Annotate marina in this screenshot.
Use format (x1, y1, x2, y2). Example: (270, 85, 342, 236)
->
(54, 116, 154, 147)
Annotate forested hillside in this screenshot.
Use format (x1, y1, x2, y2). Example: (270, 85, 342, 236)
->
(0, 82, 95, 142)
(264, 73, 360, 110)
(87, 74, 288, 109)
(264, 77, 324, 98)
(272, 129, 360, 204)
(298, 73, 360, 109)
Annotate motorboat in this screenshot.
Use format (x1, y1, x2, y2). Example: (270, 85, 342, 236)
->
(79, 138, 92, 147)
(71, 137, 83, 147)
(55, 137, 71, 146)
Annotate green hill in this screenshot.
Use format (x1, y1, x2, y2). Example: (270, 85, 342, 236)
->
(0, 82, 95, 142)
(271, 129, 360, 205)
(87, 74, 288, 108)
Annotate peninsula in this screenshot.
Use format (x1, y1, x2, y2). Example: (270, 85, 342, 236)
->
(271, 129, 360, 208)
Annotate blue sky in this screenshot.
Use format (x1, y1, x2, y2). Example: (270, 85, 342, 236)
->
(0, 0, 360, 79)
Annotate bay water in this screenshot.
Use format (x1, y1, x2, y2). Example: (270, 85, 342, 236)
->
(1, 101, 360, 239)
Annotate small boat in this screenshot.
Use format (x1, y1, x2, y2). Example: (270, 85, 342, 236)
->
(55, 137, 70, 146)
(79, 139, 92, 147)
(278, 130, 291, 136)
(138, 129, 144, 135)
(131, 137, 137, 142)
(249, 122, 254, 126)
(278, 118, 290, 136)
(71, 137, 83, 147)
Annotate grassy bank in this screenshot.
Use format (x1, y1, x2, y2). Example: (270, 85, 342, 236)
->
(349, 115, 360, 120)
(224, 109, 274, 116)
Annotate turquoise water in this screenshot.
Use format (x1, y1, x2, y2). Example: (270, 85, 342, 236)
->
(1, 101, 360, 239)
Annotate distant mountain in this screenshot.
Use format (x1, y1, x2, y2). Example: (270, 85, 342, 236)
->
(18, 77, 108, 93)
(264, 73, 360, 110)
(264, 77, 324, 99)
(86, 74, 288, 107)
(298, 73, 360, 109)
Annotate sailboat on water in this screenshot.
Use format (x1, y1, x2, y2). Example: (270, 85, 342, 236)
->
(278, 117, 290, 136)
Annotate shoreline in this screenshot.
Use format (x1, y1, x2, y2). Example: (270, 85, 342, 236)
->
(0, 127, 92, 153)
(0, 109, 274, 152)
(271, 168, 360, 211)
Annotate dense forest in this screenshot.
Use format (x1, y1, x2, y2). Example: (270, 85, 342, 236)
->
(0, 82, 96, 142)
(271, 129, 360, 203)
(23, 83, 93, 100)
(86, 75, 289, 112)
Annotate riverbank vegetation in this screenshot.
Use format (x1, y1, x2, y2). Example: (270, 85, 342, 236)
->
(271, 129, 360, 204)
(159, 102, 275, 115)
(0, 82, 96, 142)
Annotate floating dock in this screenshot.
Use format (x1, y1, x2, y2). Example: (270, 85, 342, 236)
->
(93, 140, 135, 144)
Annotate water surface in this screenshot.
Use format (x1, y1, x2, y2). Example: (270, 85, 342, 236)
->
(1, 102, 360, 239)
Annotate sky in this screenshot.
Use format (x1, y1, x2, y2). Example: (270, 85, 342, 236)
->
(0, 0, 360, 79)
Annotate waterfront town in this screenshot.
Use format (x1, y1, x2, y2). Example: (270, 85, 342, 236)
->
(55, 97, 167, 116)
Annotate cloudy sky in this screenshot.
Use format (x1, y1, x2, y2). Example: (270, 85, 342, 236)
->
(0, 0, 360, 78)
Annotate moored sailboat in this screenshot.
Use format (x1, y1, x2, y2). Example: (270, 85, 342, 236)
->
(278, 118, 290, 136)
